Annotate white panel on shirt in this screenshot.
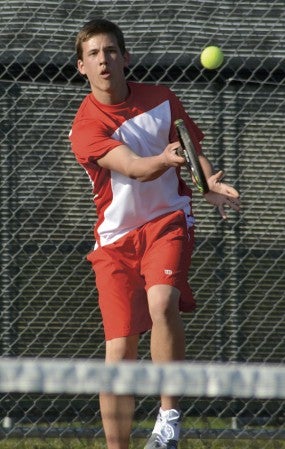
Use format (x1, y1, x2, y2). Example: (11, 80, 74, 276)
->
(97, 101, 194, 246)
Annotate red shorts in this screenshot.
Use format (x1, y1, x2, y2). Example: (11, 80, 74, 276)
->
(87, 210, 196, 340)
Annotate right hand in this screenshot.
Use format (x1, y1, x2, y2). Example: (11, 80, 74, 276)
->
(162, 141, 186, 167)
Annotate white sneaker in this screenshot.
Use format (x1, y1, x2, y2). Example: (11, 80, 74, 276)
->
(144, 408, 181, 449)
(144, 433, 178, 448)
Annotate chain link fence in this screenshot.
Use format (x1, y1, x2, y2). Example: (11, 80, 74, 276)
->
(0, 0, 284, 444)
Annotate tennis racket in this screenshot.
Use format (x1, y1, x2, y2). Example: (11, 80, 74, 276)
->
(175, 118, 209, 194)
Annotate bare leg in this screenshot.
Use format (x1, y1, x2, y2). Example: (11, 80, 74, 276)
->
(100, 394, 134, 449)
(147, 284, 185, 410)
(100, 335, 139, 449)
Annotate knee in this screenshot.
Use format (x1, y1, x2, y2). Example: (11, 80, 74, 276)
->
(105, 335, 139, 362)
(147, 285, 180, 323)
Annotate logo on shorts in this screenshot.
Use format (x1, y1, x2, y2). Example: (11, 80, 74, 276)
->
(164, 269, 173, 275)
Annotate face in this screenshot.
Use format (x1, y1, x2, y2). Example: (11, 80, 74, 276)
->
(77, 33, 130, 104)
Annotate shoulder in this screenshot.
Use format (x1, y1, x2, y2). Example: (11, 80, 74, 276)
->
(128, 81, 173, 99)
(69, 93, 103, 148)
(73, 93, 94, 121)
(71, 92, 109, 137)
(127, 81, 178, 114)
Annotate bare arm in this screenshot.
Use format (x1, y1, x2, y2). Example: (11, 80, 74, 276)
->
(198, 153, 241, 219)
(97, 142, 185, 182)
(97, 143, 240, 218)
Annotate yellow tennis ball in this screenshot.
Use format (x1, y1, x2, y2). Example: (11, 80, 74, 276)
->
(200, 46, 224, 70)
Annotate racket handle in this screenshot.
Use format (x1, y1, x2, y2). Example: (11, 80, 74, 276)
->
(176, 146, 185, 158)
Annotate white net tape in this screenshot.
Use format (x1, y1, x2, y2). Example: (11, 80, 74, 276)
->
(0, 358, 284, 399)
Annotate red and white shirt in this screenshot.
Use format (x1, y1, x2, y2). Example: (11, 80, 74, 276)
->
(69, 82, 204, 247)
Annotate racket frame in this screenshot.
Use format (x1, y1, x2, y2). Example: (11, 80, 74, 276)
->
(175, 119, 209, 194)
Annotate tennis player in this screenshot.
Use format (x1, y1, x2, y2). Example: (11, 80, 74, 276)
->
(69, 18, 240, 449)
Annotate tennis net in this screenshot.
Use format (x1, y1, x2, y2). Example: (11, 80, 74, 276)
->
(0, 358, 284, 398)
(0, 358, 284, 443)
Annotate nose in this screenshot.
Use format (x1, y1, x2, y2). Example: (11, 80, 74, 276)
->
(98, 49, 107, 64)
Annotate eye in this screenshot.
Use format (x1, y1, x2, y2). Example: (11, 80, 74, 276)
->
(88, 50, 99, 57)
(107, 47, 117, 54)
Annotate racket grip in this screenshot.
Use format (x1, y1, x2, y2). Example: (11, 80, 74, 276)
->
(176, 146, 185, 158)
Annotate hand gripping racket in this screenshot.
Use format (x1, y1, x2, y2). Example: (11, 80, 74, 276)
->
(175, 118, 209, 194)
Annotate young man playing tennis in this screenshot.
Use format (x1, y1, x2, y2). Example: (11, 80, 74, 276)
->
(69, 18, 240, 449)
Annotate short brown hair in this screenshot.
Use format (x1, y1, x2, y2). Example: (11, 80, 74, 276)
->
(75, 18, 126, 60)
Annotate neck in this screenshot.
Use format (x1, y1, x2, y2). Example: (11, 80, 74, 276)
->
(92, 83, 129, 105)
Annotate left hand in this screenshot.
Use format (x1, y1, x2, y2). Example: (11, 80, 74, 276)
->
(204, 170, 240, 219)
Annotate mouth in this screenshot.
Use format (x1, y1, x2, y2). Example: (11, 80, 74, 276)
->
(100, 68, 111, 79)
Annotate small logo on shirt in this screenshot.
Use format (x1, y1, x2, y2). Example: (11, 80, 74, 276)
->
(164, 269, 173, 275)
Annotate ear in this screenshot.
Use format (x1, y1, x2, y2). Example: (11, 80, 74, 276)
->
(123, 50, 130, 67)
(77, 59, 86, 75)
